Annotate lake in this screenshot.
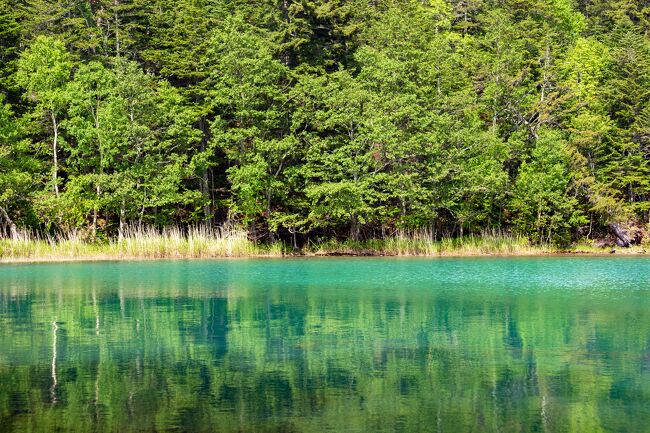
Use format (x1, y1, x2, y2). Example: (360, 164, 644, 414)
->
(1, 257, 649, 432)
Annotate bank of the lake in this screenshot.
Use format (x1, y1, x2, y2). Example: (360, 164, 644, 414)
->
(1, 231, 647, 263)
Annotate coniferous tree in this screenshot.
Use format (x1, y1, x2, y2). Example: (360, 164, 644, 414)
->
(1, 0, 650, 245)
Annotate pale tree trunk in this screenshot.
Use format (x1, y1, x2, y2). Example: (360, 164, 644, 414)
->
(0, 205, 18, 239)
(92, 185, 101, 238)
(266, 188, 275, 242)
(540, 45, 550, 103)
(119, 198, 126, 240)
(202, 170, 211, 225)
(51, 112, 60, 197)
(138, 196, 146, 231)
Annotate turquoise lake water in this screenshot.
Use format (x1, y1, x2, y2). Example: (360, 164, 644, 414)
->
(1, 257, 649, 432)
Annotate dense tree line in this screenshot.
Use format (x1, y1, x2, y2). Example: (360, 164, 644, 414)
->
(1, 0, 650, 245)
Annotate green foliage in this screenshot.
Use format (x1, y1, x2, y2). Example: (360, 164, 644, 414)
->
(206, 15, 294, 236)
(510, 129, 587, 244)
(0, 0, 22, 100)
(69, 58, 204, 229)
(15, 35, 71, 114)
(2, 0, 650, 245)
(0, 97, 39, 232)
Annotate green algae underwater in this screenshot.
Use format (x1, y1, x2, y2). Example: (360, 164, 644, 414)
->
(1, 257, 649, 433)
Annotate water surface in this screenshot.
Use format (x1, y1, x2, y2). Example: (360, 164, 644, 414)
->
(1, 257, 650, 432)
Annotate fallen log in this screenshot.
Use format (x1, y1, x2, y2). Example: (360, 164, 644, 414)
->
(609, 222, 631, 247)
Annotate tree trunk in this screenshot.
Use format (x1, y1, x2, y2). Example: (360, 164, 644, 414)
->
(119, 198, 126, 240)
(0, 205, 18, 239)
(251, 220, 257, 244)
(279, 0, 294, 67)
(92, 185, 101, 238)
(350, 216, 360, 241)
(51, 112, 60, 197)
(540, 44, 550, 103)
(266, 188, 275, 242)
(609, 222, 632, 247)
(198, 117, 213, 228)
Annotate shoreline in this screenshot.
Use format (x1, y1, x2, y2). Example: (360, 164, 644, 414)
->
(1, 247, 647, 264)
(2, 232, 646, 264)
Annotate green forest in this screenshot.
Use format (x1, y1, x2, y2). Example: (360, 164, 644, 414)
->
(1, 0, 650, 247)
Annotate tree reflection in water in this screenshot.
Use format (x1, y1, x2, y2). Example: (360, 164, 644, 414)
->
(0, 258, 649, 432)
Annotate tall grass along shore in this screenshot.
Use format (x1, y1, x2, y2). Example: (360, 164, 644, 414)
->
(0, 227, 646, 263)
(0, 226, 277, 262)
